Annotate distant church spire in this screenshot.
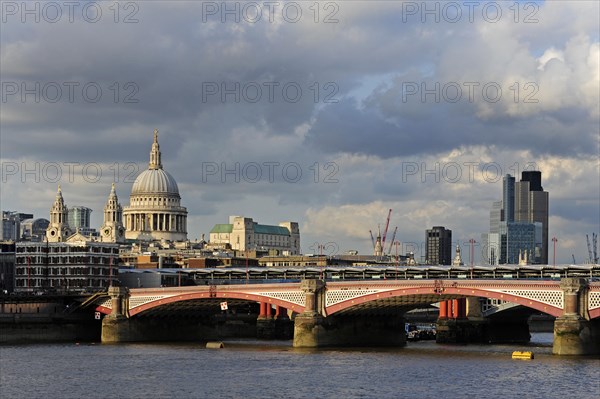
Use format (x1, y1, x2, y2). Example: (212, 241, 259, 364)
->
(149, 128, 162, 170)
(46, 185, 71, 242)
(374, 225, 383, 257)
(100, 183, 124, 243)
(452, 244, 463, 266)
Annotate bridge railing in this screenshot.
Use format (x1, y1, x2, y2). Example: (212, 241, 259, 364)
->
(120, 264, 600, 286)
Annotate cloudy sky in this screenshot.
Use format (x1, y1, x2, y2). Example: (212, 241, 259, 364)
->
(1, 1, 598, 263)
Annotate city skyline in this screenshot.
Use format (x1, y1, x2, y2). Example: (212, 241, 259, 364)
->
(2, 133, 594, 265)
(1, 1, 599, 263)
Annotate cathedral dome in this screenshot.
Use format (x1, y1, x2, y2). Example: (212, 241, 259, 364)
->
(131, 168, 179, 196)
(123, 129, 188, 242)
(129, 129, 180, 197)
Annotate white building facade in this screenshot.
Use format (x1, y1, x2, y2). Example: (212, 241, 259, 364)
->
(210, 216, 300, 255)
(14, 238, 119, 293)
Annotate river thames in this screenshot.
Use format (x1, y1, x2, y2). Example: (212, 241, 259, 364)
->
(1, 333, 598, 399)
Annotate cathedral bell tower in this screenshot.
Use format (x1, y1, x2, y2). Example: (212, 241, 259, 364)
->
(374, 226, 383, 257)
(46, 185, 72, 242)
(100, 183, 125, 243)
(452, 244, 464, 266)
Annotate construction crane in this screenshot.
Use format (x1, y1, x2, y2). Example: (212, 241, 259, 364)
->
(586, 234, 593, 264)
(381, 209, 392, 253)
(593, 233, 598, 264)
(572, 254, 576, 264)
(369, 230, 375, 250)
(387, 226, 398, 255)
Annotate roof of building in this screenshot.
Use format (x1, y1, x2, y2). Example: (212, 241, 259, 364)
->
(253, 223, 290, 235)
(210, 224, 233, 234)
(209, 223, 290, 236)
(20, 218, 50, 225)
(131, 168, 180, 196)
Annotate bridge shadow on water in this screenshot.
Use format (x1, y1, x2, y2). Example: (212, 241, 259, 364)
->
(172, 331, 558, 355)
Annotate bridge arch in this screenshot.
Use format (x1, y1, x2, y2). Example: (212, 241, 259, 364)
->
(96, 290, 306, 317)
(324, 286, 563, 317)
(130, 292, 305, 317)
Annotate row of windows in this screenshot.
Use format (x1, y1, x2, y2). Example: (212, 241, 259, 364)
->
(230, 234, 290, 242)
(15, 278, 109, 288)
(130, 196, 179, 206)
(15, 266, 113, 276)
(264, 262, 321, 267)
(16, 256, 115, 265)
(16, 246, 118, 254)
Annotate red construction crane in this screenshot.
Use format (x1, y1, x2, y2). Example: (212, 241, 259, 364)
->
(387, 226, 398, 255)
(381, 209, 392, 252)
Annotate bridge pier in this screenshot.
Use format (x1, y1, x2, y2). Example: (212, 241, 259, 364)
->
(256, 303, 293, 340)
(437, 297, 534, 344)
(256, 302, 274, 339)
(101, 286, 133, 343)
(437, 298, 487, 344)
(553, 278, 600, 356)
(293, 279, 325, 347)
(293, 280, 406, 348)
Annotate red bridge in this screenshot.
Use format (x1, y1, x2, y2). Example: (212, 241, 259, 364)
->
(97, 276, 600, 356)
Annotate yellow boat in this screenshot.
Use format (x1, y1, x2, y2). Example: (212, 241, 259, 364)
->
(512, 351, 534, 360)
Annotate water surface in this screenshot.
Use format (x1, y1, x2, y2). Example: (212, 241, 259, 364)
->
(1, 333, 598, 399)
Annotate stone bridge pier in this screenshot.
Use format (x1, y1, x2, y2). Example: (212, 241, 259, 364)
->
(101, 286, 132, 343)
(553, 278, 600, 355)
(292, 280, 406, 348)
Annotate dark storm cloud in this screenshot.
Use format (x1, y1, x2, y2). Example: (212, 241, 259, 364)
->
(3, 1, 597, 165)
(1, 1, 598, 262)
(306, 96, 598, 159)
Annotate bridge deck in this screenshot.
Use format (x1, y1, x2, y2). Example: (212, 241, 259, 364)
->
(96, 277, 600, 319)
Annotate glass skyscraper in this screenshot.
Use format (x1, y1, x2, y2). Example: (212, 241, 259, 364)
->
(482, 172, 548, 265)
(426, 226, 452, 265)
(68, 206, 92, 230)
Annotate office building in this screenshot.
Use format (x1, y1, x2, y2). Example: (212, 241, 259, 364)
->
(482, 172, 548, 264)
(425, 226, 452, 265)
(68, 206, 92, 230)
(20, 218, 50, 242)
(515, 171, 549, 264)
(498, 221, 542, 264)
(489, 200, 502, 234)
(502, 175, 515, 222)
(68, 206, 98, 236)
(1, 211, 34, 241)
(14, 239, 118, 293)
